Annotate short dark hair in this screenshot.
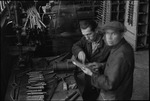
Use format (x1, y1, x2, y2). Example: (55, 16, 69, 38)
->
(79, 20, 97, 31)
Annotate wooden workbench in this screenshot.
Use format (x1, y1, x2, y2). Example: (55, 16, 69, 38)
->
(5, 56, 83, 101)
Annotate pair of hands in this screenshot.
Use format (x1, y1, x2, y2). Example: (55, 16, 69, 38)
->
(83, 62, 102, 76)
(78, 51, 101, 76)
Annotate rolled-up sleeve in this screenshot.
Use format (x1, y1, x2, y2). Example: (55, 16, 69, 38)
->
(72, 37, 86, 58)
(91, 53, 128, 91)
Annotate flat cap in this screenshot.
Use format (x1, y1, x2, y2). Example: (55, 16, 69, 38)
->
(102, 21, 126, 33)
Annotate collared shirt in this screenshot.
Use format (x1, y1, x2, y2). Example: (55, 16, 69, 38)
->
(72, 34, 111, 63)
(91, 33, 104, 54)
(92, 42, 100, 54)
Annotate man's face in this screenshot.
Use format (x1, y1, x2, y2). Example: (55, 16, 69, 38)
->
(81, 27, 95, 42)
(104, 29, 123, 46)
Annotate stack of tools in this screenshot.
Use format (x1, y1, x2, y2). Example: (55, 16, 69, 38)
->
(24, 6, 46, 30)
(26, 71, 46, 101)
(25, 70, 59, 101)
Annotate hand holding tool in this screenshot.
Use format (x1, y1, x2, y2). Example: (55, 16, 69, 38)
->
(71, 55, 87, 70)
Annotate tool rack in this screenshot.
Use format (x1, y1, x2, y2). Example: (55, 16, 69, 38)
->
(95, 0, 126, 26)
(111, 0, 126, 23)
(124, 0, 149, 51)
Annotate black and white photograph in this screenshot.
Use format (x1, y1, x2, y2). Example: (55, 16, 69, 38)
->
(1, 0, 149, 100)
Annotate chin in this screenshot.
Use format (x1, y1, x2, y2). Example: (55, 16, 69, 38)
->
(107, 43, 113, 46)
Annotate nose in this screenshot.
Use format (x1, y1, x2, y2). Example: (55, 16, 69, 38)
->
(108, 34, 113, 40)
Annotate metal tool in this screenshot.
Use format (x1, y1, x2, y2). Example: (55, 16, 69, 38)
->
(26, 95, 44, 100)
(31, 82, 46, 86)
(28, 77, 44, 81)
(42, 70, 54, 75)
(69, 92, 80, 101)
(62, 79, 68, 91)
(64, 91, 77, 101)
(27, 71, 42, 75)
(44, 73, 56, 80)
(47, 52, 68, 62)
(26, 89, 42, 93)
(27, 91, 46, 95)
(46, 77, 59, 101)
(29, 74, 43, 77)
(27, 85, 44, 89)
(69, 83, 77, 89)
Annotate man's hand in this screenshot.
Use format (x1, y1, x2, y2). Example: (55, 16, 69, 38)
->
(78, 51, 86, 64)
(81, 67, 93, 76)
(86, 62, 104, 73)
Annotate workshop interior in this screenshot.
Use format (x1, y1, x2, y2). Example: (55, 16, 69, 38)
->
(1, 0, 149, 101)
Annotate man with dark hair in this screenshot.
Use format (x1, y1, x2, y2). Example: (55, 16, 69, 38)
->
(72, 20, 111, 101)
(80, 21, 135, 100)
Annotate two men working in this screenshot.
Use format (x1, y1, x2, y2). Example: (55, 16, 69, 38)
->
(72, 20, 135, 100)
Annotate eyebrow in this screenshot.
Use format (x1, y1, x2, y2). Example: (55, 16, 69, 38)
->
(106, 32, 116, 34)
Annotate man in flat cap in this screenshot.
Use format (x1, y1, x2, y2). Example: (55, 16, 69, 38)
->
(80, 21, 135, 100)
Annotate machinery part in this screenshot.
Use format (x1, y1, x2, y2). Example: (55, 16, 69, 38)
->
(30, 82, 46, 86)
(27, 91, 46, 95)
(27, 85, 44, 89)
(45, 77, 59, 101)
(42, 70, 54, 75)
(49, 52, 71, 64)
(26, 89, 42, 92)
(69, 92, 80, 101)
(69, 83, 77, 89)
(64, 91, 77, 101)
(62, 80, 68, 91)
(26, 95, 44, 101)
(47, 52, 68, 62)
(52, 59, 76, 71)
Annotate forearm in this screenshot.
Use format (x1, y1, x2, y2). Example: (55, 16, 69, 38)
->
(72, 37, 85, 58)
(72, 44, 83, 58)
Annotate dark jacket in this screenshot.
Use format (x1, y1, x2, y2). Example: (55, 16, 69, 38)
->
(91, 38, 135, 100)
(72, 35, 111, 100)
(72, 36, 111, 63)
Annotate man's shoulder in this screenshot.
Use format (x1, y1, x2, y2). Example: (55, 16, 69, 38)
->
(116, 41, 134, 61)
(121, 40, 134, 53)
